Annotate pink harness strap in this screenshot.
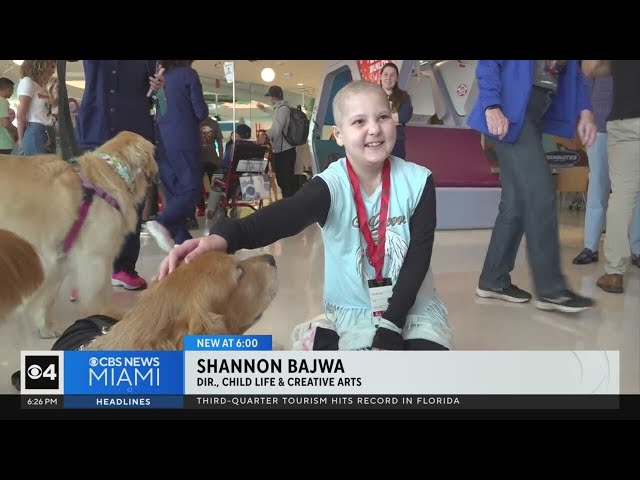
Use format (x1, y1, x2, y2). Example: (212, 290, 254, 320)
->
(79, 172, 121, 212)
(61, 173, 121, 255)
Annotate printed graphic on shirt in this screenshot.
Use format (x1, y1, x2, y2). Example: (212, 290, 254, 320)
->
(351, 212, 407, 239)
(353, 212, 409, 281)
(37, 92, 53, 120)
(200, 118, 221, 147)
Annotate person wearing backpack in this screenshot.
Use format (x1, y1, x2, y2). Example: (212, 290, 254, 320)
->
(261, 85, 298, 198)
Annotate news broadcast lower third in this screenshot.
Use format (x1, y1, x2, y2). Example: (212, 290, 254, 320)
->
(17, 336, 619, 411)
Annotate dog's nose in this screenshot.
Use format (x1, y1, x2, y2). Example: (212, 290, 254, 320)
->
(262, 254, 277, 267)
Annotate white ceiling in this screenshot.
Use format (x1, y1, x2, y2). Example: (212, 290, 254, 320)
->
(194, 60, 325, 95)
(1, 60, 326, 101)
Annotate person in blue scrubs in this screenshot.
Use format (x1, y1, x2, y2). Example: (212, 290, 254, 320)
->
(144, 60, 209, 252)
(74, 60, 161, 291)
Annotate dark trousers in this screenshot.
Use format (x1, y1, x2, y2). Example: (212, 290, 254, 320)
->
(197, 161, 217, 209)
(156, 146, 203, 245)
(113, 202, 144, 274)
(273, 147, 297, 198)
(478, 88, 567, 297)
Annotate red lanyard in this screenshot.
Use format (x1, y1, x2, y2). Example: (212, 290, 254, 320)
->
(346, 157, 391, 281)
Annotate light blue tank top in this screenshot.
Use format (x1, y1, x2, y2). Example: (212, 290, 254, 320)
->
(316, 156, 451, 347)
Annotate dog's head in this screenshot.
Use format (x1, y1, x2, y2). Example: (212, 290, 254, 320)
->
(89, 251, 278, 350)
(91, 131, 158, 206)
(173, 251, 279, 336)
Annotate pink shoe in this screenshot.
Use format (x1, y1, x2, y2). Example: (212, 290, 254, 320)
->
(69, 288, 79, 302)
(111, 271, 148, 290)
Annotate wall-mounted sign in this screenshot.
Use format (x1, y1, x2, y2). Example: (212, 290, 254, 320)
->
(357, 60, 394, 83)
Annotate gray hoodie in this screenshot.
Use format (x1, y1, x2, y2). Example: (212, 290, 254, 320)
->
(266, 100, 295, 153)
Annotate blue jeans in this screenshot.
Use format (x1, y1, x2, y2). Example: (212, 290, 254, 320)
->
(22, 122, 56, 156)
(584, 132, 640, 254)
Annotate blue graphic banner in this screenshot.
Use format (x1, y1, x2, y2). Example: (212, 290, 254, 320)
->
(64, 351, 183, 395)
(183, 335, 272, 351)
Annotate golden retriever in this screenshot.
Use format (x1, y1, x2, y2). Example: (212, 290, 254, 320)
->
(0, 131, 157, 338)
(0, 229, 44, 323)
(87, 251, 278, 350)
(9, 250, 277, 391)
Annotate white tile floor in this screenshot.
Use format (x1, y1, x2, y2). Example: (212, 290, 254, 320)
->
(1, 208, 638, 394)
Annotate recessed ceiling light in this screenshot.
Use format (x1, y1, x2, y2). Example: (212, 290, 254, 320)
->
(260, 67, 275, 83)
(297, 83, 304, 86)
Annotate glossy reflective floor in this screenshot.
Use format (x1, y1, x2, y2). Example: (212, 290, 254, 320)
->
(1, 208, 638, 394)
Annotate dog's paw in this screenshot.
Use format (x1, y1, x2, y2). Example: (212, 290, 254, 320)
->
(38, 325, 63, 339)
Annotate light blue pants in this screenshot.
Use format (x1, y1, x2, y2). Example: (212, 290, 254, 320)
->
(584, 132, 640, 254)
(22, 122, 56, 156)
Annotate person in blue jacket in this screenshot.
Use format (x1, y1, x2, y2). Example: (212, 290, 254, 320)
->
(74, 60, 162, 293)
(467, 60, 597, 313)
(145, 60, 209, 252)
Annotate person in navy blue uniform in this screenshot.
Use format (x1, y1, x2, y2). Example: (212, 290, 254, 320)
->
(74, 60, 161, 292)
(145, 60, 209, 252)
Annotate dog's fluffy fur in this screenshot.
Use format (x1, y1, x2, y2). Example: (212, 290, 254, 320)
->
(88, 251, 278, 350)
(0, 131, 157, 338)
(0, 230, 44, 323)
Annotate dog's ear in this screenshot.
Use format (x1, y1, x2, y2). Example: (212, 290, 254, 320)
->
(162, 312, 230, 349)
(115, 133, 158, 183)
(188, 312, 228, 336)
(127, 135, 158, 180)
(137, 138, 158, 180)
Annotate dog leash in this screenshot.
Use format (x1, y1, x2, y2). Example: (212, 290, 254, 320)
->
(56, 61, 123, 255)
(56, 60, 83, 162)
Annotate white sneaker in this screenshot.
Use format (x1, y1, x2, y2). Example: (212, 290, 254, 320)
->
(145, 220, 175, 253)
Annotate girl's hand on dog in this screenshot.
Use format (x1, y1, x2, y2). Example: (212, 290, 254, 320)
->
(158, 235, 228, 280)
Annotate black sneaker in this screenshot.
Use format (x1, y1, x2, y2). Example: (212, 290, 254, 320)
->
(573, 248, 598, 265)
(187, 216, 200, 230)
(535, 290, 595, 313)
(632, 253, 639, 267)
(476, 284, 532, 303)
(11, 370, 20, 392)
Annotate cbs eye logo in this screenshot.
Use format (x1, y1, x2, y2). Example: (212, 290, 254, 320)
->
(25, 355, 59, 390)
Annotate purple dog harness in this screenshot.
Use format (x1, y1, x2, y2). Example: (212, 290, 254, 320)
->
(61, 172, 122, 255)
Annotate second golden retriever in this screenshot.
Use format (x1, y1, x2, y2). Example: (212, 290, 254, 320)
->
(0, 131, 157, 338)
(10, 250, 278, 391)
(84, 251, 278, 350)
(0, 229, 44, 324)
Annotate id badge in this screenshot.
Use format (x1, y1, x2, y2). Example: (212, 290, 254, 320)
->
(368, 278, 393, 317)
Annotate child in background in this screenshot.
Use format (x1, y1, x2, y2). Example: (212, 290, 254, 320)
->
(0, 77, 15, 154)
